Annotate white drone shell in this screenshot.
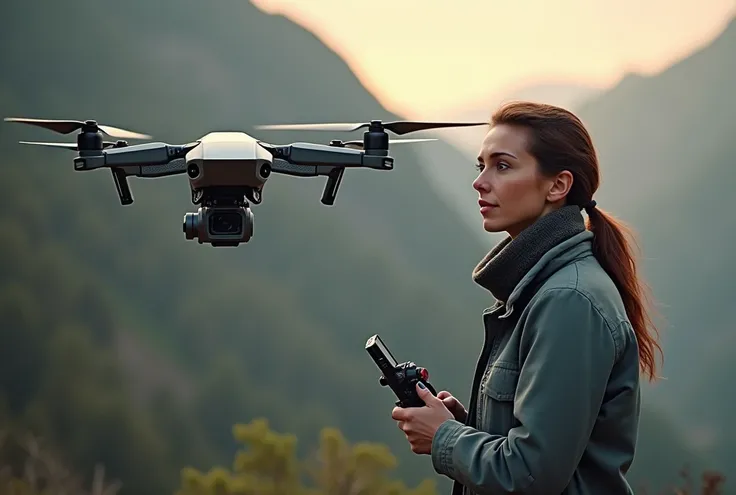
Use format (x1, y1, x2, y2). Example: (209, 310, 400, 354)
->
(185, 132, 273, 189)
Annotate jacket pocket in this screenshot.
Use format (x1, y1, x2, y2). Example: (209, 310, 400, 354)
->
(479, 363, 520, 435)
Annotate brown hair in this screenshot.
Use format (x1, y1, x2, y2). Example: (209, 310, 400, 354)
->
(490, 101, 663, 381)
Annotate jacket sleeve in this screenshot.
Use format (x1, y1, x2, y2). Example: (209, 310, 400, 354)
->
(430, 287, 621, 494)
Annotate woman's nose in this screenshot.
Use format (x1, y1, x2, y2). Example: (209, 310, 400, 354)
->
(472, 174, 487, 193)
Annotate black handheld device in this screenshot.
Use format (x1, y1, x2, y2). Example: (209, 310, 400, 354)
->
(365, 334, 437, 407)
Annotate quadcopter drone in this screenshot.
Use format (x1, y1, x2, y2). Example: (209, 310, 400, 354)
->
(4, 117, 488, 247)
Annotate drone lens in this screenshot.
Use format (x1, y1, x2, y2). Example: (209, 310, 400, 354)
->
(187, 163, 200, 179)
(209, 211, 243, 236)
(183, 212, 199, 240)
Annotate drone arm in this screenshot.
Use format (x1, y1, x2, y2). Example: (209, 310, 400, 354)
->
(268, 158, 346, 206)
(121, 158, 189, 178)
(270, 159, 339, 177)
(278, 142, 393, 171)
(71, 143, 195, 206)
(270, 159, 318, 177)
(272, 142, 373, 167)
(107, 158, 189, 206)
(101, 141, 198, 167)
(261, 141, 392, 207)
(103, 142, 173, 166)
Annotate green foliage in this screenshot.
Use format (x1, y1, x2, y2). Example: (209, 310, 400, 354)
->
(176, 419, 437, 495)
(0, 421, 728, 495)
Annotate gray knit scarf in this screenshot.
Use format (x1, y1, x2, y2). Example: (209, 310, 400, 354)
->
(472, 205, 586, 302)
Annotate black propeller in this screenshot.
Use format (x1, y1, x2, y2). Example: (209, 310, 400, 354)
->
(255, 119, 488, 136)
(340, 137, 437, 149)
(4, 117, 151, 140)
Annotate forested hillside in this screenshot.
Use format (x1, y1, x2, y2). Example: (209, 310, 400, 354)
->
(0, 0, 722, 494)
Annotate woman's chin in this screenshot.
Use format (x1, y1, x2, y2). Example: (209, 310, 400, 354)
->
(481, 218, 507, 233)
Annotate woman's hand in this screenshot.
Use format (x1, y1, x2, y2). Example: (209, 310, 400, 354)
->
(437, 390, 468, 423)
(391, 382, 455, 455)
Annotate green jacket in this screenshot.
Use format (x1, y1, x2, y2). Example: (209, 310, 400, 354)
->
(431, 229, 641, 495)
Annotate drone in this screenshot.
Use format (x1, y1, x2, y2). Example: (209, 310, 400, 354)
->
(4, 117, 488, 247)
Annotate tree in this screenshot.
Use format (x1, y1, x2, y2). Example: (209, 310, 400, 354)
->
(175, 418, 438, 495)
(0, 420, 727, 495)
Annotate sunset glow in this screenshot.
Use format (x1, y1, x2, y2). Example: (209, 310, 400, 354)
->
(252, 0, 736, 117)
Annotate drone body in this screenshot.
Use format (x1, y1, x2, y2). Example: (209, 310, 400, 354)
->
(187, 132, 274, 192)
(5, 117, 488, 247)
(182, 132, 272, 246)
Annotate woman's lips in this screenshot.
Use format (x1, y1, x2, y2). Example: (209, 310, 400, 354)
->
(479, 199, 497, 214)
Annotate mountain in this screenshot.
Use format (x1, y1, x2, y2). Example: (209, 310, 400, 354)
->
(0, 0, 718, 494)
(572, 15, 736, 472)
(448, 81, 603, 122)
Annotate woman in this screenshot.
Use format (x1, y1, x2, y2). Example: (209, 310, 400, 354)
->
(391, 101, 662, 495)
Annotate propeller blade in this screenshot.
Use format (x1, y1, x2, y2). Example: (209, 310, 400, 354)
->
(254, 120, 488, 136)
(4, 117, 151, 139)
(98, 124, 151, 140)
(255, 123, 365, 132)
(342, 138, 438, 149)
(383, 121, 488, 135)
(6, 118, 83, 134)
(19, 140, 121, 151)
(19, 140, 79, 150)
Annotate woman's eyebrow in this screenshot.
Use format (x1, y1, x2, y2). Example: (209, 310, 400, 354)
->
(477, 151, 518, 162)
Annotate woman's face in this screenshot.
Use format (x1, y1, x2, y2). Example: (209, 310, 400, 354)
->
(472, 124, 570, 238)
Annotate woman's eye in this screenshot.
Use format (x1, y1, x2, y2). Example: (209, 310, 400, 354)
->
(497, 162, 509, 170)
(474, 163, 484, 171)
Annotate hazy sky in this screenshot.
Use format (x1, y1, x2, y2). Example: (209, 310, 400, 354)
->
(252, 0, 735, 117)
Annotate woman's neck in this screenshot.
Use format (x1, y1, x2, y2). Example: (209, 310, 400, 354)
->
(472, 205, 586, 303)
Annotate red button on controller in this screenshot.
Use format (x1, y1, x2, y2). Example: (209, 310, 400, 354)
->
(419, 367, 429, 381)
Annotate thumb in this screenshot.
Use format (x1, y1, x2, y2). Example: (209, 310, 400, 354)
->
(416, 381, 441, 406)
(441, 396, 459, 410)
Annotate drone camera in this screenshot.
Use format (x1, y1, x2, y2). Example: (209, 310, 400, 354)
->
(183, 205, 254, 247)
(365, 334, 436, 408)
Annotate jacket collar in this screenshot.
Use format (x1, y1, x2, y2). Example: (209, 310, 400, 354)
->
(502, 230, 593, 318)
(472, 205, 593, 318)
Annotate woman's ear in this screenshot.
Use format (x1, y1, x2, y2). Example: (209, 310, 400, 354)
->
(546, 170, 574, 203)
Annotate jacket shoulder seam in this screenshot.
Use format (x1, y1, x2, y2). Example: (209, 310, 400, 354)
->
(534, 282, 622, 359)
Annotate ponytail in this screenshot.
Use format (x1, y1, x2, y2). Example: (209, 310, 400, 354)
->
(488, 100, 664, 381)
(586, 206, 663, 381)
